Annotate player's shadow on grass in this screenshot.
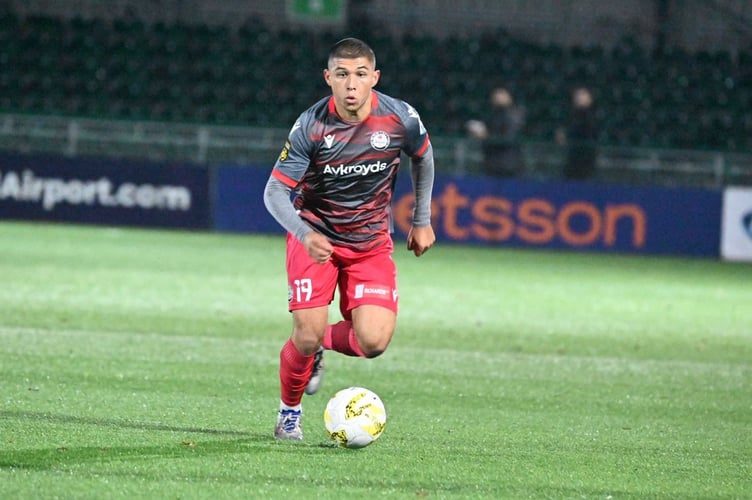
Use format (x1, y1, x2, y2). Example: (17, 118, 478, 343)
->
(1, 409, 253, 437)
(0, 410, 336, 470)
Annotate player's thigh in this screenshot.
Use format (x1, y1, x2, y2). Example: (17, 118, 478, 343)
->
(351, 304, 396, 354)
(338, 246, 398, 320)
(286, 233, 338, 310)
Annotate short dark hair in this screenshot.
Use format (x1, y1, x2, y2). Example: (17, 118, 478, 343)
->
(328, 37, 376, 68)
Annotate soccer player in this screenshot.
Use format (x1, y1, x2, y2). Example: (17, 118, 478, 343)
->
(263, 37, 436, 440)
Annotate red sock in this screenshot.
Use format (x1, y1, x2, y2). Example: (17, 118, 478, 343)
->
(279, 339, 315, 406)
(322, 320, 366, 357)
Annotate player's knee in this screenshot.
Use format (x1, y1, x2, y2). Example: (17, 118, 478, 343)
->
(357, 335, 391, 359)
(291, 309, 328, 355)
(363, 347, 385, 359)
(351, 309, 395, 358)
(291, 327, 325, 355)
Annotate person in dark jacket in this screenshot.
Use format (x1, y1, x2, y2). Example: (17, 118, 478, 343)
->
(558, 86, 598, 180)
(466, 87, 526, 177)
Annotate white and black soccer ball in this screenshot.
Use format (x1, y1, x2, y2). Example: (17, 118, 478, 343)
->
(324, 386, 387, 449)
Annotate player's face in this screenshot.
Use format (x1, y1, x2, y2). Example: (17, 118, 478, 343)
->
(324, 56, 380, 122)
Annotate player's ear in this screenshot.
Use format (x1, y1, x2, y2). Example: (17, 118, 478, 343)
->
(372, 69, 380, 87)
(323, 68, 332, 87)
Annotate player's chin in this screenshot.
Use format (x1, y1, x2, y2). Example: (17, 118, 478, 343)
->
(344, 99, 364, 110)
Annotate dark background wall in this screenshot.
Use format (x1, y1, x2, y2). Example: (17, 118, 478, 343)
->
(4, 0, 751, 52)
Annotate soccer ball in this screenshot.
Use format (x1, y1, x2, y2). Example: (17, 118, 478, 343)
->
(324, 386, 387, 448)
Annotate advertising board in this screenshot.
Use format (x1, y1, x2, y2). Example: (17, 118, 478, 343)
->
(214, 166, 722, 257)
(0, 153, 210, 229)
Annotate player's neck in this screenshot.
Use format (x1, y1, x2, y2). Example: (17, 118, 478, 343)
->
(336, 107, 371, 123)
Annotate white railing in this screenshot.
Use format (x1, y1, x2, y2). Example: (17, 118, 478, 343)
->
(0, 113, 287, 165)
(0, 113, 750, 187)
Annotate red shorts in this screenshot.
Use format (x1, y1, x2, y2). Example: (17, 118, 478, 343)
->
(285, 233, 398, 319)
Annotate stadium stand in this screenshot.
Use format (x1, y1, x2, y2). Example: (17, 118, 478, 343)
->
(0, 8, 751, 155)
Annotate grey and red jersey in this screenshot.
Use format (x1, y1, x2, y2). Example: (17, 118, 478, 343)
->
(271, 90, 431, 250)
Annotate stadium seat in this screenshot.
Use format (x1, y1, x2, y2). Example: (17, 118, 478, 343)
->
(0, 11, 748, 153)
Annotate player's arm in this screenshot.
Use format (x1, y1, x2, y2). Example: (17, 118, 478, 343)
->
(406, 142, 436, 257)
(263, 177, 333, 263)
(264, 114, 333, 263)
(263, 176, 310, 243)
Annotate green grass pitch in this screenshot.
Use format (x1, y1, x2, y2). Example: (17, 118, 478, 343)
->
(1, 221, 750, 499)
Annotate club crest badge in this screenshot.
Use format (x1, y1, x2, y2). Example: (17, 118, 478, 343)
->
(370, 131, 390, 151)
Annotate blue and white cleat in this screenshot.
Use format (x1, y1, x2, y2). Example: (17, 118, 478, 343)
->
(274, 408, 303, 440)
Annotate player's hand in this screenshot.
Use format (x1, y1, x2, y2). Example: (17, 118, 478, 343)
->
(406, 225, 435, 257)
(303, 231, 334, 264)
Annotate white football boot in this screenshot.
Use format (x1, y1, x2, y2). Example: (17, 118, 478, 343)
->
(304, 347, 325, 395)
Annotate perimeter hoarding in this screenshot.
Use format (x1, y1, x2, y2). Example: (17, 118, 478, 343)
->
(720, 186, 752, 262)
(0, 155, 724, 258)
(0, 153, 211, 229)
(214, 166, 722, 257)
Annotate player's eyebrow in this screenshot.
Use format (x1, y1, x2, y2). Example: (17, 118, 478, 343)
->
(334, 65, 370, 71)
(331, 58, 372, 71)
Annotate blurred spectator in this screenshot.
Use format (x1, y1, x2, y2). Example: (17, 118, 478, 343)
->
(557, 86, 598, 180)
(466, 87, 526, 177)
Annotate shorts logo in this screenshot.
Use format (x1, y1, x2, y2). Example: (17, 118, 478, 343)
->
(370, 131, 390, 151)
(354, 283, 391, 299)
